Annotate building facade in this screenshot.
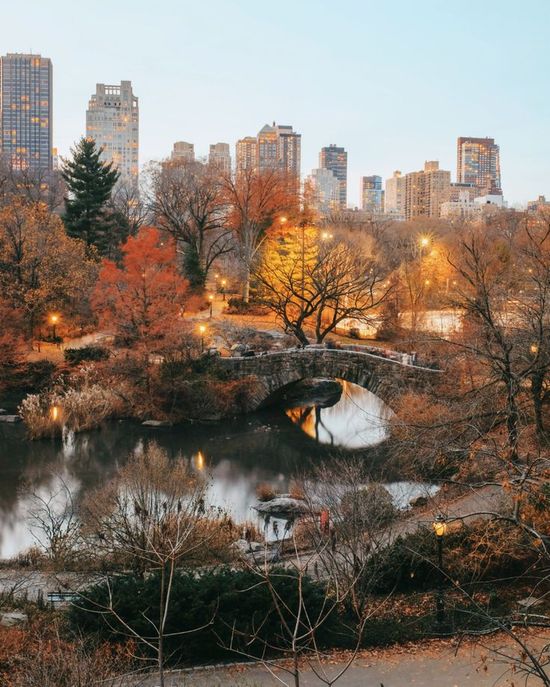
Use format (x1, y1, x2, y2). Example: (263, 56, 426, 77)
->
(171, 141, 194, 162)
(384, 170, 405, 218)
(0, 53, 52, 171)
(319, 144, 347, 209)
(457, 136, 501, 195)
(404, 161, 451, 219)
(235, 136, 258, 173)
(305, 168, 340, 215)
(361, 175, 384, 213)
(86, 80, 139, 186)
(208, 142, 231, 172)
(256, 122, 301, 179)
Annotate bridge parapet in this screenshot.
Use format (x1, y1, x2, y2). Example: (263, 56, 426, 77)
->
(217, 347, 439, 410)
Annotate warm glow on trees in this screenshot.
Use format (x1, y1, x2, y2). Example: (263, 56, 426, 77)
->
(92, 226, 188, 348)
(222, 167, 298, 301)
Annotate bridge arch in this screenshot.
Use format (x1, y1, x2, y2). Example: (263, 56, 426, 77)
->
(217, 347, 438, 411)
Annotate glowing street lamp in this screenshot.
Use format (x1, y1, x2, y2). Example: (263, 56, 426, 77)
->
(208, 294, 214, 319)
(419, 235, 430, 249)
(199, 324, 206, 352)
(221, 279, 227, 301)
(50, 405, 61, 422)
(49, 313, 59, 340)
(432, 514, 447, 626)
(279, 216, 288, 226)
(321, 231, 334, 241)
(530, 343, 539, 356)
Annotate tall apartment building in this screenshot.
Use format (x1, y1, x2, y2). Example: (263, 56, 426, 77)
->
(305, 168, 340, 215)
(0, 53, 52, 171)
(256, 122, 301, 179)
(235, 136, 257, 173)
(457, 136, 501, 195)
(384, 170, 405, 218)
(361, 175, 384, 213)
(319, 144, 347, 209)
(208, 142, 231, 172)
(404, 161, 451, 219)
(86, 80, 138, 186)
(171, 141, 194, 162)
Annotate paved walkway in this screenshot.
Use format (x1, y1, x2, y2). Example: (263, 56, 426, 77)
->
(131, 636, 544, 686)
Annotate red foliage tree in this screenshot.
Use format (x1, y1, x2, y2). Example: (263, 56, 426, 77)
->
(92, 227, 188, 350)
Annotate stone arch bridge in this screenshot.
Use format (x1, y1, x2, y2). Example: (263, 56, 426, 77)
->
(217, 347, 440, 410)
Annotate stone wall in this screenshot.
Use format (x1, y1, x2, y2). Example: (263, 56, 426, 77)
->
(218, 348, 439, 410)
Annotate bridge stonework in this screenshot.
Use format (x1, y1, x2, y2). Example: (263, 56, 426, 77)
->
(218, 348, 438, 410)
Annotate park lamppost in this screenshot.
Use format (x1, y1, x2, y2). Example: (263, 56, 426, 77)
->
(221, 279, 227, 301)
(49, 313, 59, 341)
(433, 514, 448, 626)
(208, 294, 214, 319)
(199, 324, 206, 353)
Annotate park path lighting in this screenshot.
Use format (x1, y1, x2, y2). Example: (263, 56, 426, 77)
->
(50, 405, 60, 423)
(208, 294, 214, 319)
(49, 313, 59, 340)
(433, 514, 447, 626)
(530, 343, 539, 355)
(198, 324, 206, 352)
(221, 279, 227, 301)
(321, 231, 333, 241)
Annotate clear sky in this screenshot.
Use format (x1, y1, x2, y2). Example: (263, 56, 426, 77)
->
(1, 0, 548, 206)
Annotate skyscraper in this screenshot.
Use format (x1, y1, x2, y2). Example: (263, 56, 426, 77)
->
(208, 142, 231, 172)
(0, 53, 52, 171)
(457, 137, 501, 195)
(361, 175, 384, 213)
(384, 170, 405, 218)
(86, 80, 138, 186)
(171, 141, 194, 162)
(319, 144, 347, 209)
(305, 168, 340, 215)
(404, 161, 451, 219)
(235, 136, 257, 173)
(257, 122, 301, 179)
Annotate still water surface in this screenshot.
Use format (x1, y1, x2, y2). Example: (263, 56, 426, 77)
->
(0, 380, 434, 558)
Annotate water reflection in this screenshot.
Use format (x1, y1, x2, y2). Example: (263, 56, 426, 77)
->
(0, 380, 416, 559)
(286, 380, 393, 448)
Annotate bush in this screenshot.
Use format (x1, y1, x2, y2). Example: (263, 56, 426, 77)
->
(226, 297, 268, 316)
(69, 568, 337, 665)
(64, 346, 110, 364)
(364, 521, 538, 594)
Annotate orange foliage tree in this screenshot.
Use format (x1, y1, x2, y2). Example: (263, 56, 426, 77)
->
(92, 226, 188, 350)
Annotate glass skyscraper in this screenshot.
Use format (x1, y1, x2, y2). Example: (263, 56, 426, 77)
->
(319, 144, 347, 209)
(0, 53, 53, 171)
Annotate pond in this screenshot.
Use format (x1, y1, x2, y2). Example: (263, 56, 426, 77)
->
(0, 379, 436, 559)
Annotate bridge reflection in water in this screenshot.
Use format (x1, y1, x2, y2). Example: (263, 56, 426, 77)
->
(286, 380, 393, 449)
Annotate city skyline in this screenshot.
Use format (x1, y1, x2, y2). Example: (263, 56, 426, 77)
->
(0, 1, 549, 206)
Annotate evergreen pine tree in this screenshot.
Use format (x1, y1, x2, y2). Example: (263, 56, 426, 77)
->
(61, 137, 121, 256)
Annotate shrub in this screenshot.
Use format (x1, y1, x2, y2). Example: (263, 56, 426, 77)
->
(364, 521, 538, 594)
(69, 568, 337, 664)
(19, 366, 129, 438)
(256, 483, 276, 502)
(226, 297, 268, 316)
(64, 346, 110, 364)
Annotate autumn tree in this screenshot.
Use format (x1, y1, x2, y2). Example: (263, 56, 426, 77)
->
(255, 231, 390, 344)
(62, 137, 121, 257)
(0, 199, 97, 338)
(147, 159, 232, 289)
(222, 167, 296, 301)
(91, 226, 188, 351)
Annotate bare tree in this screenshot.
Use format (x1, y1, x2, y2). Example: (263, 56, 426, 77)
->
(255, 233, 391, 344)
(147, 159, 232, 289)
(79, 443, 234, 687)
(28, 476, 83, 570)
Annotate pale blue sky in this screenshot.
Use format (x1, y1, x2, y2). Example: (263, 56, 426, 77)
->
(1, 0, 548, 206)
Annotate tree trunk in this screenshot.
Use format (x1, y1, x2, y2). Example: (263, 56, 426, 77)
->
(242, 263, 251, 303)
